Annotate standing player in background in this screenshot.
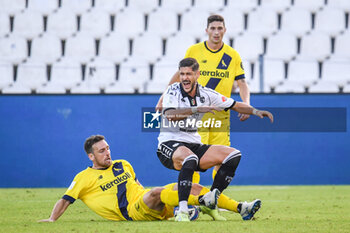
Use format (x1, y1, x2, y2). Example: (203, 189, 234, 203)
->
(156, 15, 251, 181)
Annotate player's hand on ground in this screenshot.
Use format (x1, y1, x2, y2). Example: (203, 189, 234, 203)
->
(37, 219, 55, 222)
(238, 113, 250, 121)
(256, 110, 274, 123)
(197, 106, 222, 114)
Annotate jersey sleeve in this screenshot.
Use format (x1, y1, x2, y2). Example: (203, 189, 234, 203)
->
(209, 89, 236, 111)
(184, 46, 193, 58)
(233, 51, 245, 80)
(62, 173, 84, 203)
(162, 84, 180, 113)
(121, 160, 137, 180)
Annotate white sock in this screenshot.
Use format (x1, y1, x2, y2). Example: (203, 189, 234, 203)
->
(178, 200, 189, 213)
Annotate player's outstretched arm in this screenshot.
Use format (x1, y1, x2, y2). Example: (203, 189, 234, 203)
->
(155, 71, 180, 111)
(38, 198, 71, 222)
(236, 79, 251, 122)
(231, 102, 274, 123)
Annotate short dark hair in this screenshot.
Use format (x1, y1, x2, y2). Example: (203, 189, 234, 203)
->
(84, 135, 105, 154)
(207, 14, 225, 28)
(179, 58, 199, 72)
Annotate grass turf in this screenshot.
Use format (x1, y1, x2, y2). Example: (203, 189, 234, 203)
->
(0, 186, 349, 233)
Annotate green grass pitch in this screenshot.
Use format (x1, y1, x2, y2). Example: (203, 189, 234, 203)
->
(1, 186, 349, 233)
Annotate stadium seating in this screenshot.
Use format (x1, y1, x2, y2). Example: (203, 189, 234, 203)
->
(13, 10, 45, 39)
(280, 8, 312, 36)
(246, 8, 279, 36)
(0, 13, 10, 38)
(161, 0, 192, 13)
(0, 35, 27, 63)
(30, 33, 62, 63)
(37, 59, 83, 93)
(147, 9, 179, 38)
(46, 9, 78, 38)
(226, 0, 258, 13)
(2, 61, 47, 94)
(0, 0, 349, 94)
(0, 62, 13, 90)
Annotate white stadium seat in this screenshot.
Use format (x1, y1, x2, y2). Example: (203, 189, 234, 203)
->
(80, 9, 111, 38)
(226, 0, 258, 13)
(284, 60, 319, 87)
(314, 8, 346, 36)
(105, 58, 150, 93)
(46, 9, 77, 38)
(0, 0, 26, 15)
(37, 59, 83, 93)
(322, 60, 350, 86)
(244, 60, 261, 93)
(64, 33, 96, 63)
(0, 62, 13, 90)
(273, 81, 305, 93)
(332, 31, 350, 61)
(131, 33, 163, 63)
(181, 8, 210, 39)
(220, 8, 245, 37)
(234, 33, 264, 62)
(308, 80, 339, 93)
(246, 8, 278, 36)
(161, 0, 192, 13)
(298, 32, 331, 61)
(98, 32, 129, 63)
(265, 32, 297, 61)
(0, 13, 10, 38)
(147, 9, 178, 38)
(343, 84, 350, 93)
(30, 33, 62, 63)
(94, 0, 126, 14)
(13, 11, 44, 39)
(82, 59, 117, 89)
(2, 62, 47, 93)
(263, 59, 286, 89)
(164, 34, 196, 62)
(60, 0, 92, 14)
(0, 35, 27, 63)
(293, 0, 325, 12)
(328, 0, 350, 11)
(280, 8, 312, 36)
(27, 0, 58, 14)
(128, 0, 159, 14)
(260, 0, 291, 12)
(193, 0, 225, 12)
(114, 7, 145, 38)
(146, 60, 174, 94)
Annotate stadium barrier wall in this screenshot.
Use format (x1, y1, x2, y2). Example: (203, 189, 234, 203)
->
(0, 94, 349, 187)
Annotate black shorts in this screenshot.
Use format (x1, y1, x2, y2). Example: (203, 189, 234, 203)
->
(157, 140, 211, 172)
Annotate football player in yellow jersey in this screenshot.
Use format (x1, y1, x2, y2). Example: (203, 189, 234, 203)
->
(38, 135, 262, 222)
(156, 15, 251, 182)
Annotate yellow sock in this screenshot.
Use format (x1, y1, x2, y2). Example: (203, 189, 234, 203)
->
(192, 171, 200, 183)
(212, 169, 217, 181)
(199, 187, 239, 213)
(160, 187, 200, 207)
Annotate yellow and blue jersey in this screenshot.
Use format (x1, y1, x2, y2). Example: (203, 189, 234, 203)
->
(63, 160, 147, 221)
(185, 41, 245, 119)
